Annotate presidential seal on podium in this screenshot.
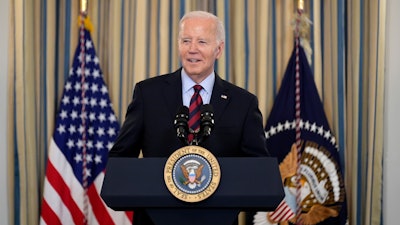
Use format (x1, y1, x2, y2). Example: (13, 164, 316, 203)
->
(164, 145, 221, 203)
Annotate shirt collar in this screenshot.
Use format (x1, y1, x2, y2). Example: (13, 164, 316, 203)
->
(181, 68, 215, 95)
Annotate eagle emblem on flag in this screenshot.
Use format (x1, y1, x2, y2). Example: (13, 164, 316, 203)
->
(271, 141, 345, 224)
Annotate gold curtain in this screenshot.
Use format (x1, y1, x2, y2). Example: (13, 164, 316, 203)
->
(346, 1, 386, 225)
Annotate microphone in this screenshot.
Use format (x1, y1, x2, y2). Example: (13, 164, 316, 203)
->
(200, 104, 214, 138)
(174, 106, 189, 144)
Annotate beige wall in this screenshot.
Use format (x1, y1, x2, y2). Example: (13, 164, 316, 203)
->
(383, 0, 400, 224)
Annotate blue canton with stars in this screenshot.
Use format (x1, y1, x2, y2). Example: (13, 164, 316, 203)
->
(53, 29, 120, 186)
(265, 46, 340, 163)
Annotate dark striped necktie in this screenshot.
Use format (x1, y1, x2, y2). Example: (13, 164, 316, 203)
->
(188, 85, 203, 143)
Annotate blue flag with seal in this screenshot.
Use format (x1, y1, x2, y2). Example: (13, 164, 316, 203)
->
(254, 45, 347, 225)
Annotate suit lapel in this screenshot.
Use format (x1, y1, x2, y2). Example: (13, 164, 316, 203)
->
(210, 75, 230, 122)
(163, 69, 183, 117)
(161, 70, 229, 121)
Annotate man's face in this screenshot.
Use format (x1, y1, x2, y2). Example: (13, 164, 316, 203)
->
(178, 17, 224, 83)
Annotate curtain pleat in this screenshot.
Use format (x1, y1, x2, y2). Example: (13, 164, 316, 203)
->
(274, 0, 295, 91)
(346, 1, 386, 225)
(7, 0, 386, 224)
(215, 0, 228, 81)
(7, 1, 16, 224)
(372, 1, 386, 222)
(255, 0, 270, 119)
(312, 0, 323, 94)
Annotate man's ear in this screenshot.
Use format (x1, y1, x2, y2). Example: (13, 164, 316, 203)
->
(215, 42, 225, 59)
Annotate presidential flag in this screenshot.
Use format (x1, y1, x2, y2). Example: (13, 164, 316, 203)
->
(254, 45, 347, 225)
(40, 19, 133, 225)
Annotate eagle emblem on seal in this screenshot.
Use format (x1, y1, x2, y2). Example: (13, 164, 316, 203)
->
(180, 160, 206, 189)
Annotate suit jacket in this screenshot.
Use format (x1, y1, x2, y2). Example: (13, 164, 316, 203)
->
(108, 68, 269, 225)
(109, 68, 269, 158)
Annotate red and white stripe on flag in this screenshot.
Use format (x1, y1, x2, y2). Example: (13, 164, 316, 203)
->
(268, 200, 295, 222)
(40, 140, 133, 225)
(253, 201, 295, 225)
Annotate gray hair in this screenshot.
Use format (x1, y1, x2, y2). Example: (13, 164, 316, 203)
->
(178, 11, 225, 44)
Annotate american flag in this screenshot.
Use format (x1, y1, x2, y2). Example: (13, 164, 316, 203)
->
(254, 44, 347, 225)
(40, 21, 133, 225)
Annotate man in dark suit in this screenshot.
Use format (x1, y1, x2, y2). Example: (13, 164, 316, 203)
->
(109, 10, 269, 225)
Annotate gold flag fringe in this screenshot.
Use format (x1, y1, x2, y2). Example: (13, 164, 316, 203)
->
(78, 15, 94, 33)
(292, 13, 313, 65)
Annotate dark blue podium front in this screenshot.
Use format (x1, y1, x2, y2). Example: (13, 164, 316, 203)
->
(101, 157, 284, 225)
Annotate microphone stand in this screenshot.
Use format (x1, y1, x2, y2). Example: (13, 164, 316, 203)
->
(188, 130, 200, 146)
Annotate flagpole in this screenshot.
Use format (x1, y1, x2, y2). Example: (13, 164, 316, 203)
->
(80, 1, 89, 224)
(295, 1, 304, 224)
(81, 0, 88, 16)
(298, 0, 304, 11)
